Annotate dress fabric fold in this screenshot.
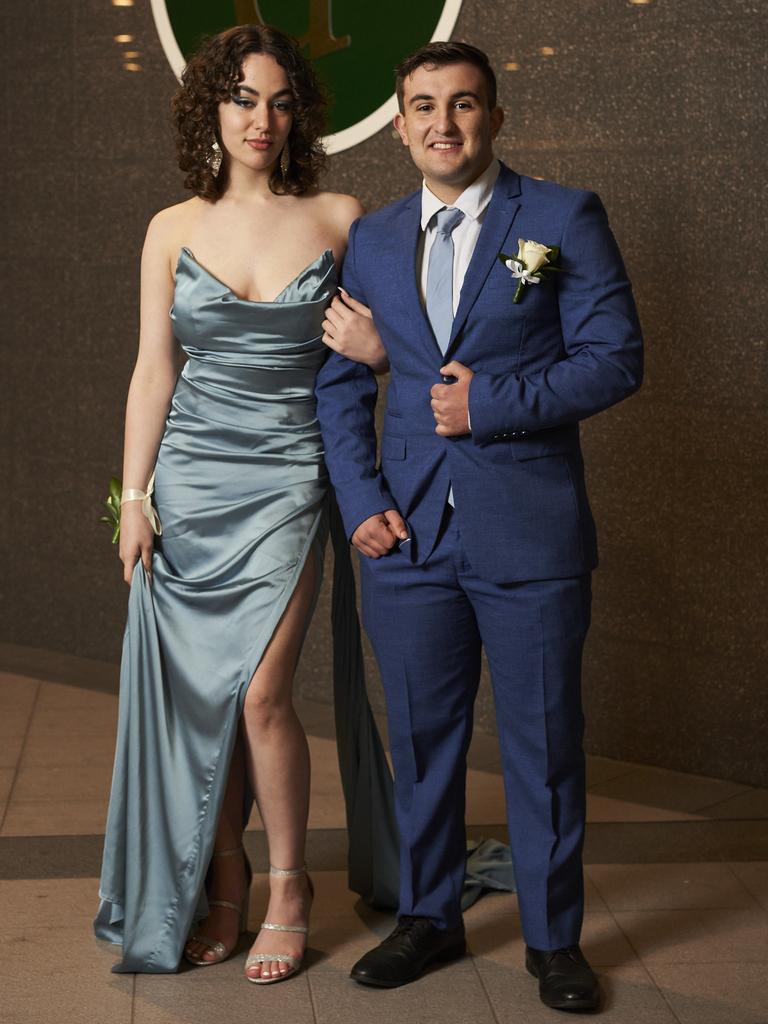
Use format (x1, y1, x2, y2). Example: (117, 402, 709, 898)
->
(94, 248, 399, 972)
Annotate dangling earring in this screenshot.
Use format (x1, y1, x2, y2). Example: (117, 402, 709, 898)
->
(280, 140, 290, 180)
(209, 139, 222, 177)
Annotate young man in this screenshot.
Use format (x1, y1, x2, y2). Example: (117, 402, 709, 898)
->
(316, 42, 642, 1012)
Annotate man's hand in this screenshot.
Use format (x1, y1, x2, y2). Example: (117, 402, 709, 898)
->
(430, 361, 474, 436)
(351, 509, 408, 558)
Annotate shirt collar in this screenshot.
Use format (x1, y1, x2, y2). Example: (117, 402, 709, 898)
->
(420, 158, 500, 230)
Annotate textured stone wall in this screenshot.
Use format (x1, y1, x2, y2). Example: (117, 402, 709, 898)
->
(2, 1, 766, 783)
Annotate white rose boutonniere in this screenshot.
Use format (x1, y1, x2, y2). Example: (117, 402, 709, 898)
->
(498, 239, 562, 303)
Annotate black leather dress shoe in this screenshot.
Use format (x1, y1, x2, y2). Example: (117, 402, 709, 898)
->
(526, 945, 600, 1012)
(350, 916, 466, 988)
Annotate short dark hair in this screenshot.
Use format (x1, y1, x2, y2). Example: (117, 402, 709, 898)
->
(395, 41, 497, 112)
(171, 24, 326, 201)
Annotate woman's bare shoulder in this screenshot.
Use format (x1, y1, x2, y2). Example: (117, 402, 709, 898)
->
(312, 190, 365, 224)
(142, 198, 206, 274)
(146, 197, 203, 241)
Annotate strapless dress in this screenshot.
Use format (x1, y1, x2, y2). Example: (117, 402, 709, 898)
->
(94, 247, 398, 972)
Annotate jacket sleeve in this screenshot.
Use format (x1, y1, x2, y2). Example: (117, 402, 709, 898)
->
(468, 190, 644, 443)
(315, 218, 396, 539)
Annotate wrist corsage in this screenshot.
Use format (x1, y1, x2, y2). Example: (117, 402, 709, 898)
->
(100, 472, 162, 543)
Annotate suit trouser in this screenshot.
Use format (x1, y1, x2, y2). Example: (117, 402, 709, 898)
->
(359, 507, 591, 951)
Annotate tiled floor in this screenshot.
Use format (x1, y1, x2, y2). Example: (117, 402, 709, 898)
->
(1, 649, 767, 1024)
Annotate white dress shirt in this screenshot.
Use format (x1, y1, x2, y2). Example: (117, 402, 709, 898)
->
(418, 157, 500, 314)
(418, 158, 500, 436)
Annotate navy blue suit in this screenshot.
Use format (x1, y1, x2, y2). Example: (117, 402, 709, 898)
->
(316, 163, 642, 949)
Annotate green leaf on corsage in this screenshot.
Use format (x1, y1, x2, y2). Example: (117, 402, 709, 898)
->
(99, 476, 123, 544)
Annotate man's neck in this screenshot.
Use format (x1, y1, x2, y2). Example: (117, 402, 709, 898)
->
(423, 156, 496, 206)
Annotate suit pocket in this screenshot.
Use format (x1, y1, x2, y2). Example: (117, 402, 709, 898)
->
(512, 442, 574, 462)
(381, 435, 406, 461)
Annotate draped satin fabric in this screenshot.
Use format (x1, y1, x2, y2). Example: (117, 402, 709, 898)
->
(94, 248, 399, 973)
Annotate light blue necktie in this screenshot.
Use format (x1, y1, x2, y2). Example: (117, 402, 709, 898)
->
(426, 206, 464, 507)
(426, 206, 465, 354)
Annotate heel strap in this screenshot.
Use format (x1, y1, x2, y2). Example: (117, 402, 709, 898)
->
(212, 846, 244, 859)
(209, 899, 241, 914)
(269, 864, 306, 877)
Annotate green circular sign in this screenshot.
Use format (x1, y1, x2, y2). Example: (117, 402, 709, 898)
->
(151, 1, 464, 152)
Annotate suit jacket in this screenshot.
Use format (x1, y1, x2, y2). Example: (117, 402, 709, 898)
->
(315, 163, 643, 583)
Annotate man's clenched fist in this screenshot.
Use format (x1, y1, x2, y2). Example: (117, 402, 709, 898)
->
(430, 361, 474, 436)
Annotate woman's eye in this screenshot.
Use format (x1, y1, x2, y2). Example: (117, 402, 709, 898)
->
(273, 102, 293, 112)
(233, 97, 253, 108)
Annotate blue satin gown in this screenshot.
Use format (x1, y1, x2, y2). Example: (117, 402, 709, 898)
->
(94, 248, 398, 973)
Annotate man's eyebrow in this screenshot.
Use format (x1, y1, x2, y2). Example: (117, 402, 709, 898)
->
(408, 90, 482, 105)
(449, 90, 482, 103)
(233, 85, 293, 98)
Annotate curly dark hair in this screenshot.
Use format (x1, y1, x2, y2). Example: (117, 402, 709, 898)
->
(171, 24, 327, 201)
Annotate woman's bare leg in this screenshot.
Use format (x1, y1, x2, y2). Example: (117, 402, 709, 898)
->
(242, 554, 318, 980)
(184, 553, 318, 969)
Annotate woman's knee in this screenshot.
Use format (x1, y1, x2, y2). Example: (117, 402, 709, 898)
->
(243, 684, 292, 730)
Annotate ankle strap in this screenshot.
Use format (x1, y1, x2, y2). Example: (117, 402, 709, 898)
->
(269, 863, 306, 877)
(212, 846, 244, 859)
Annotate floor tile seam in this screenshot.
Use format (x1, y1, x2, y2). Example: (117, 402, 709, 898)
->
(635, 957, 768, 966)
(588, 901, 762, 912)
(611, 906, 768, 920)
(723, 861, 768, 911)
(586, 766, 644, 790)
(605, 908, 685, 1022)
(585, 788, 710, 818)
(602, 905, 762, 916)
(1, 794, 110, 805)
(296, 972, 316, 1024)
(304, 968, 322, 1024)
(583, 864, 613, 908)
(468, 953, 503, 1024)
(0, 680, 42, 835)
(644, 968, 685, 1024)
(693, 785, 759, 815)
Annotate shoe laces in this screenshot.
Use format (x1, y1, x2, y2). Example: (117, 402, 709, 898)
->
(392, 915, 431, 940)
(539, 945, 580, 965)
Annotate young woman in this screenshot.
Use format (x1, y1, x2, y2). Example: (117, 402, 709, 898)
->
(94, 24, 393, 983)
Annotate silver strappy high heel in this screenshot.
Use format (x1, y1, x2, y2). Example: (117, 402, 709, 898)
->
(184, 846, 252, 967)
(245, 864, 313, 984)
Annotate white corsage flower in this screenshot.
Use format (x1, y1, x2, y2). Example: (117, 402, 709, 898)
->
(498, 238, 562, 303)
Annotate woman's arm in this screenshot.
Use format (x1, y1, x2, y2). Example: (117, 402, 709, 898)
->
(320, 194, 389, 375)
(119, 212, 180, 584)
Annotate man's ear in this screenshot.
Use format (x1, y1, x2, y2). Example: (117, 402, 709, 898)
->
(393, 112, 409, 147)
(490, 106, 505, 139)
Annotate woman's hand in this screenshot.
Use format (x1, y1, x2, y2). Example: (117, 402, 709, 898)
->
(322, 290, 389, 374)
(118, 502, 155, 585)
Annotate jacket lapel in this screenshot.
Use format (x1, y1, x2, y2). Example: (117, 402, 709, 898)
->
(445, 165, 522, 358)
